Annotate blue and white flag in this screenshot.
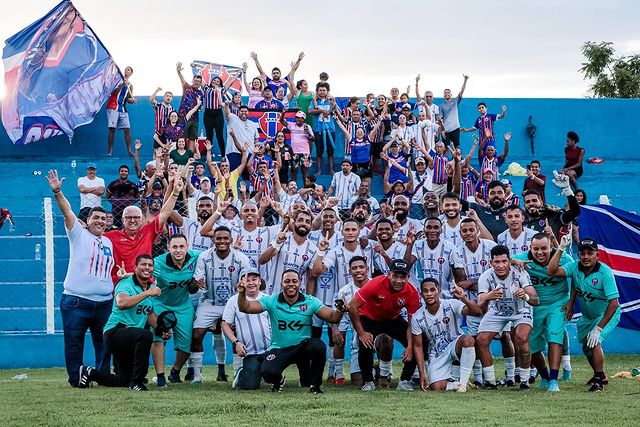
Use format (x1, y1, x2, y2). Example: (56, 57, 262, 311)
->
(2, 1, 122, 145)
(578, 204, 640, 330)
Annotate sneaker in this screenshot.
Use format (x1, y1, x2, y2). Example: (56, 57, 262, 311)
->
(561, 369, 572, 382)
(157, 375, 168, 388)
(529, 375, 537, 384)
(309, 385, 323, 394)
(456, 383, 467, 393)
(191, 376, 203, 385)
(514, 374, 521, 384)
(232, 368, 242, 389)
(396, 380, 414, 391)
(217, 372, 228, 382)
(130, 383, 148, 392)
(270, 375, 286, 392)
(588, 383, 603, 392)
(547, 380, 560, 393)
(184, 367, 194, 382)
(168, 370, 182, 384)
(537, 379, 550, 389)
(326, 376, 336, 384)
(361, 381, 376, 392)
(520, 382, 530, 391)
(482, 382, 498, 390)
(335, 378, 345, 385)
(78, 365, 94, 389)
(377, 375, 392, 389)
(586, 375, 608, 386)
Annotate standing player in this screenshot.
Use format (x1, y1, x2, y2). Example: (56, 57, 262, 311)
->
(412, 278, 483, 392)
(497, 206, 537, 256)
(371, 219, 407, 276)
(475, 245, 540, 390)
(547, 235, 621, 392)
(189, 226, 252, 384)
(439, 192, 464, 247)
(170, 197, 215, 251)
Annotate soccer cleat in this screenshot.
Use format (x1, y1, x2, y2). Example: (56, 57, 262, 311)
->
(130, 383, 148, 392)
(78, 365, 94, 389)
(335, 378, 345, 385)
(184, 367, 194, 382)
(519, 382, 530, 391)
(514, 374, 521, 384)
(547, 380, 560, 393)
(156, 375, 168, 388)
(270, 375, 286, 392)
(588, 383, 603, 392)
(537, 379, 550, 389)
(217, 372, 228, 382)
(326, 376, 336, 384)
(482, 382, 498, 390)
(528, 375, 537, 384)
(309, 385, 323, 394)
(456, 383, 467, 393)
(586, 375, 608, 386)
(396, 380, 415, 391)
(361, 381, 376, 392)
(168, 370, 182, 384)
(191, 376, 203, 385)
(561, 369, 572, 382)
(377, 375, 392, 389)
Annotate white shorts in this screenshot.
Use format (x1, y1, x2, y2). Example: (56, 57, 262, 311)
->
(428, 336, 460, 385)
(466, 315, 482, 336)
(349, 333, 360, 374)
(478, 313, 533, 334)
(193, 301, 225, 329)
(190, 290, 203, 312)
(107, 109, 130, 129)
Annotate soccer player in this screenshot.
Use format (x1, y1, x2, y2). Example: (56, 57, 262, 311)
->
(475, 245, 540, 390)
(512, 233, 572, 392)
(150, 234, 200, 387)
(404, 217, 466, 297)
(348, 259, 420, 392)
(222, 268, 271, 390)
(328, 160, 361, 220)
(547, 235, 621, 392)
(189, 226, 252, 384)
(497, 205, 537, 256)
(389, 195, 423, 242)
(371, 219, 407, 276)
(238, 269, 344, 394)
(439, 192, 464, 247)
(412, 278, 483, 392)
(78, 255, 167, 391)
(169, 197, 215, 251)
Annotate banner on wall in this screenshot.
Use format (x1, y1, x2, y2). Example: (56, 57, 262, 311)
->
(247, 108, 299, 143)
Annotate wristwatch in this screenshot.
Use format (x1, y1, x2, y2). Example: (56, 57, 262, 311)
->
(232, 339, 240, 347)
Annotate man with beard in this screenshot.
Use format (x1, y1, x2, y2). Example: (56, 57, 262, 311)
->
(224, 104, 260, 171)
(259, 210, 319, 295)
(371, 219, 407, 276)
(189, 226, 252, 384)
(439, 192, 465, 247)
(468, 181, 509, 240)
(512, 233, 573, 392)
(170, 197, 215, 251)
(523, 171, 580, 239)
(404, 217, 466, 297)
(238, 270, 343, 394)
(329, 160, 361, 221)
(350, 198, 374, 237)
(389, 195, 423, 242)
(275, 179, 305, 214)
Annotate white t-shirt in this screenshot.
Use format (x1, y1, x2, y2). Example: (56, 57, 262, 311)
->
(410, 240, 463, 298)
(477, 267, 533, 317)
(63, 219, 114, 301)
(390, 125, 415, 145)
(330, 172, 361, 209)
(181, 217, 212, 251)
(455, 239, 496, 303)
(277, 189, 303, 213)
(411, 299, 465, 359)
(223, 292, 271, 356)
(193, 248, 252, 306)
(77, 176, 105, 209)
(335, 281, 360, 330)
(226, 113, 259, 155)
(497, 228, 537, 257)
(395, 218, 424, 243)
(264, 235, 318, 295)
(190, 189, 215, 202)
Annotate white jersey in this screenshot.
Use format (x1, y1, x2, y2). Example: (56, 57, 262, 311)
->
(330, 172, 361, 209)
(231, 224, 281, 277)
(334, 281, 360, 331)
(455, 239, 496, 303)
(181, 217, 212, 251)
(277, 189, 303, 213)
(497, 228, 537, 257)
(478, 267, 533, 317)
(320, 243, 374, 305)
(265, 234, 318, 295)
(437, 214, 465, 248)
(373, 241, 407, 275)
(395, 218, 424, 243)
(411, 299, 465, 359)
(390, 125, 415, 145)
(193, 248, 252, 306)
(223, 292, 271, 356)
(410, 240, 463, 298)
(411, 170, 433, 204)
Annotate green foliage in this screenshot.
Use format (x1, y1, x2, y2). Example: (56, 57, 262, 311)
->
(580, 41, 640, 98)
(1, 355, 639, 426)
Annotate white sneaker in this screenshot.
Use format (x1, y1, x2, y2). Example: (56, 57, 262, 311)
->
(361, 381, 376, 392)
(456, 383, 467, 393)
(396, 380, 414, 391)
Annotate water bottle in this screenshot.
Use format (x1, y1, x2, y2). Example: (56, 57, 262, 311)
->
(35, 243, 41, 261)
(632, 368, 640, 377)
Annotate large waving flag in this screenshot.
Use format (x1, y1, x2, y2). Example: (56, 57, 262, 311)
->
(2, 1, 122, 145)
(248, 108, 298, 143)
(191, 60, 243, 101)
(577, 204, 640, 330)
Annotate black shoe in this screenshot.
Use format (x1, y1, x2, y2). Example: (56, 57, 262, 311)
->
(529, 375, 537, 384)
(514, 374, 521, 384)
(156, 375, 168, 388)
(217, 372, 228, 382)
(586, 375, 608, 386)
(520, 382, 530, 391)
(482, 382, 498, 390)
(185, 367, 194, 382)
(168, 370, 182, 384)
(78, 365, 94, 389)
(473, 380, 483, 388)
(588, 383, 604, 392)
(142, 377, 149, 385)
(130, 383, 149, 392)
(506, 380, 515, 387)
(309, 385, 323, 394)
(270, 375, 286, 392)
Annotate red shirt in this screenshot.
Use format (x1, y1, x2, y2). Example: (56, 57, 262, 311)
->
(104, 216, 162, 285)
(356, 275, 420, 321)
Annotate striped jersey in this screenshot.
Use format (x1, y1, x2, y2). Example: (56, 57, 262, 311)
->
(223, 292, 271, 356)
(410, 240, 463, 298)
(264, 234, 318, 295)
(480, 156, 502, 181)
(203, 85, 224, 109)
(231, 224, 281, 278)
(319, 243, 374, 305)
(474, 113, 499, 147)
(455, 239, 496, 303)
(181, 217, 213, 251)
(330, 171, 361, 209)
(193, 248, 252, 306)
(478, 267, 533, 317)
(153, 102, 173, 132)
(372, 241, 407, 275)
(250, 171, 275, 197)
(432, 153, 448, 184)
(497, 228, 537, 257)
(113, 83, 131, 113)
(411, 300, 465, 359)
(438, 214, 464, 247)
(335, 281, 360, 331)
(460, 171, 476, 201)
(277, 189, 303, 213)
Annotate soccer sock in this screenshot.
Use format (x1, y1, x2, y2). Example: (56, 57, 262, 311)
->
(504, 357, 515, 381)
(451, 364, 461, 381)
(549, 369, 559, 381)
(459, 347, 475, 385)
(157, 372, 165, 380)
(334, 358, 345, 379)
(514, 366, 520, 379)
(213, 334, 226, 366)
(595, 371, 605, 384)
(379, 360, 392, 377)
(530, 367, 538, 378)
(191, 351, 204, 378)
(539, 367, 550, 381)
(170, 367, 180, 375)
(328, 347, 335, 377)
(562, 355, 572, 371)
(473, 360, 483, 383)
(482, 366, 496, 385)
(413, 366, 420, 379)
(520, 367, 530, 384)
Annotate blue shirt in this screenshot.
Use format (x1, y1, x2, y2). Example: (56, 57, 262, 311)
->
(259, 292, 324, 349)
(350, 137, 371, 163)
(312, 98, 336, 132)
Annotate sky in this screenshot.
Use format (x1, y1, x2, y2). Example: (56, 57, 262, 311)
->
(2, 0, 640, 98)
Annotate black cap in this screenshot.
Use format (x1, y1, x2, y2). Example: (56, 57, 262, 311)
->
(578, 237, 598, 251)
(389, 259, 410, 274)
(152, 181, 163, 190)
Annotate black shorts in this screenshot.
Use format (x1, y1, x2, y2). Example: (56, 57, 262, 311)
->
(314, 131, 335, 157)
(184, 118, 199, 140)
(444, 128, 460, 148)
(354, 161, 372, 178)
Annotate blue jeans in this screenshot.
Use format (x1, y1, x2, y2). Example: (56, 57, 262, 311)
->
(60, 294, 113, 386)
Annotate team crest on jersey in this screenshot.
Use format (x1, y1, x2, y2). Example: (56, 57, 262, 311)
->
(479, 259, 488, 267)
(397, 298, 405, 307)
(228, 266, 236, 272)
(591, 278, 599, 287)
(299, 304, 308, 312)
(442, 316, 450, 324)
(188, 263, 195, 271)
(266, 354, 276, 361)
(437, 257, 446, 265)
(521, 245, 529, 251)
(256, 237, 263, 244)
(302, 254, 309, 261)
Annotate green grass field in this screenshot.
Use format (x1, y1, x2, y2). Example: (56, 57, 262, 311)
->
(2, 355, 639, 426)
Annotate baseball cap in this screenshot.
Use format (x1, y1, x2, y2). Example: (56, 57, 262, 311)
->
(390, 141, 399, 147)
(152, 181, 163, 190)
(341, 159, 353, 166)
(201, 177, 211, 183)
(295, 111, 307, 119)
(240, 267, 260, 278)
(415, 156, 426, 164)
(389, 259, 410, 274)
(392, 180, 406, 187)
(86, 162, 97, 169)
(500, 178, 512, 186)
(578, 238, 598, 251)
(402, 103, 412, 110)
(482, 167, 493, 174)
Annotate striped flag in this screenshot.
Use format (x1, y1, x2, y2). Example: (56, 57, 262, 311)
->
(577, 204, 640, 330)
(247, 109, 298, 143)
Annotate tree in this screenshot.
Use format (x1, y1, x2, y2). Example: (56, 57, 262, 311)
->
(579, 41, 640, 98)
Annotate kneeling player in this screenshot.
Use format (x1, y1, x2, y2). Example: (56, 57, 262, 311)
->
(412, 278, 483, 392)
(475, 245, 540, 390)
